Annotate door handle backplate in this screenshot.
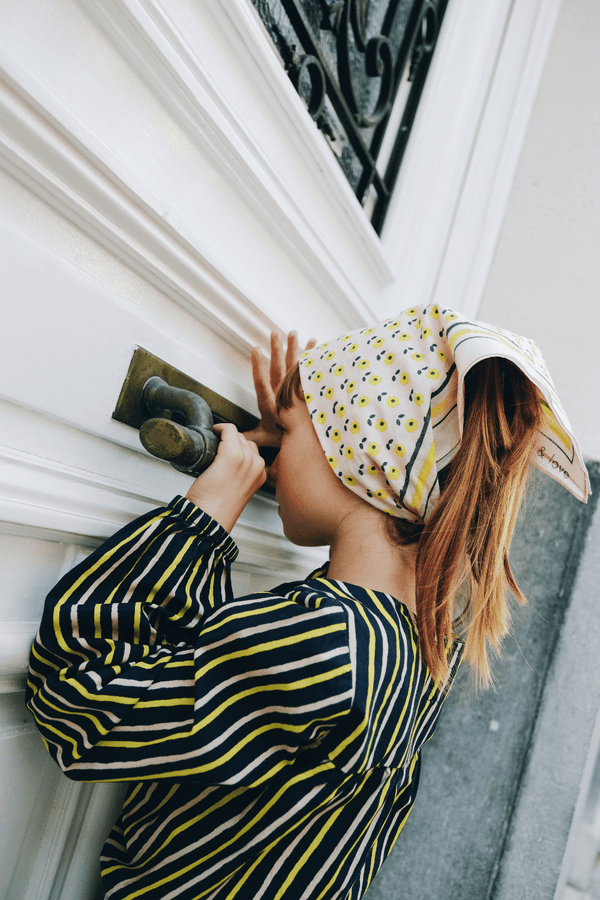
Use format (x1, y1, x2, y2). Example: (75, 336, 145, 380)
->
(112, 347, 261, 477)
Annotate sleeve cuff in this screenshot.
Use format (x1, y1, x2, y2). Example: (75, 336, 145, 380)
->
(167, 496, 240, 562)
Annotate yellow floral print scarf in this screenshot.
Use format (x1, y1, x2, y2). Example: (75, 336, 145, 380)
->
(299, 304, 590, 522)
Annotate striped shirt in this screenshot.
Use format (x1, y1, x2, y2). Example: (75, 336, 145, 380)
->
(27, 496, 463, 900)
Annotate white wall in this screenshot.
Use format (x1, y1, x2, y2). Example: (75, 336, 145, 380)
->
(478, 0, 600, 462)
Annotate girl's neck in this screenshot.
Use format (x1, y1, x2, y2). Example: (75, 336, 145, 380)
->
(325, 507, 418, 616)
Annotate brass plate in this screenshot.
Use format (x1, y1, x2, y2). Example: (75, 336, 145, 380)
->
(112, 347, 258, 432)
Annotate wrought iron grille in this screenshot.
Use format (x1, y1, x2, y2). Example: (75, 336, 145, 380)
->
(251, 0, 450, 233)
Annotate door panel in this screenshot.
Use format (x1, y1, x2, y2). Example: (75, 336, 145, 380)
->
(0, 0, 562, 895)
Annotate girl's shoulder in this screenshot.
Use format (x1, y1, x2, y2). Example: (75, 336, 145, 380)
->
(267, 570, 418, 643)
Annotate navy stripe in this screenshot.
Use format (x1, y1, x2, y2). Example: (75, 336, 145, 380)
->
(422, 474, 440, 520)
(401, 406, 432, 499)
(432, 402, 458, 429)
(430, 362, 456, 399)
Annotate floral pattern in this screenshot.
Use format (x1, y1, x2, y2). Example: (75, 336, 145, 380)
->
(300, 304, 590, 521)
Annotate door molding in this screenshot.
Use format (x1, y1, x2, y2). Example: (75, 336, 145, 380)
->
(382, 0, 563, 318)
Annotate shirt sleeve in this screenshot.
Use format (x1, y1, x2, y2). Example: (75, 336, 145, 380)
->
(26, 496, 352, 786)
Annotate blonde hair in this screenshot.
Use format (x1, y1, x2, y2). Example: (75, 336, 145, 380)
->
(277, 358, 542, 688)
(414, 359, 541, 687)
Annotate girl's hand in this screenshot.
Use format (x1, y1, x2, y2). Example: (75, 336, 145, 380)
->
(244, 331, 317, 447)
(185, 424, 266, 533)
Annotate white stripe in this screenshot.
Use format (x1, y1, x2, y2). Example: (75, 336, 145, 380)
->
(298, 772, 392, 900)
(196, 605, 343, 658)
(124, 785, 243, 867)
(121, 782, 158, 822)
(113, 782, 329, 897)
(375, 617, 415, 764)
(192, 646, 348, 713)
(251, 790, 350, 900)
(65, 687, 353, 776)
(74, 517, 167, 608)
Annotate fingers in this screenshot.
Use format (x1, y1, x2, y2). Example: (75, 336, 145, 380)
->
(251, 347, 278, 417)
(187, 423, 266, 530)
(252, 329, 318, 421)
(214, 422, 259, 452)
(241, 425, 281, 448)
(214, 423, 261, 453)
(251, 345, 267, 387)
(245, 330, 318, 450)
(285, 330, 299, 369)
(213, 423, 265, 474)
(270, 331, 285, 393)
(257, 332, 317, 380)
(284, 331, 317, 367)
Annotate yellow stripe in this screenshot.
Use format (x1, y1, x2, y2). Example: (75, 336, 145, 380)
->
(34, 691, 120, 745)
(180, 552, 205, 621)
(49, 620, 347, 758)
(223, 770, 356, 900)
(122, 781, 143, 807)
(134, 695, 194, 708)
(30, 715, 87, 756)
(384, 608, 420, 758)
(104, 763, 337, 883)
(315, 773, 395, 900)
(132, 535, 197, 609)
(199, 599, 297, 636)
(58, 672, 151, 712)
(102, 786, 247, 876)
(29, 644, 61, 673)
(542, 404, 571, 450)
(94, 603, 101, 641)
(448, 325, 524, 359)
(194, 623, 347, 682)
(329, 603, 376, 763)
(402, 683, 436, 764)
(53, 510, 172, 656)
(448, 326, 473, 351)
(360, 590, 401, 764)
(133, 601, 142, 640)
(430, 395, 453, 419)
(311, 580, 351, 601)
(123, 784, 179, 837)
(98, 663, 351, 749)
(277, 794, 352, 896)
(409, 442, 436, 511)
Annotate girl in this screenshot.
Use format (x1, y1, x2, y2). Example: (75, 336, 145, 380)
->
(27, 305, 589, 900)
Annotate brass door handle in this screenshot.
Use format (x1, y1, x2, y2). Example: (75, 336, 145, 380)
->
(139, 377, 218, 476)
(112, 347, 270, 484)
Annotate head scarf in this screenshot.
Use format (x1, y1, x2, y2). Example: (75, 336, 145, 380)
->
(299, 304, 590, 522)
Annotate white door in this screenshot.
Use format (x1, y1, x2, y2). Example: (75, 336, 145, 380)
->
(0, 0, 560, 896)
